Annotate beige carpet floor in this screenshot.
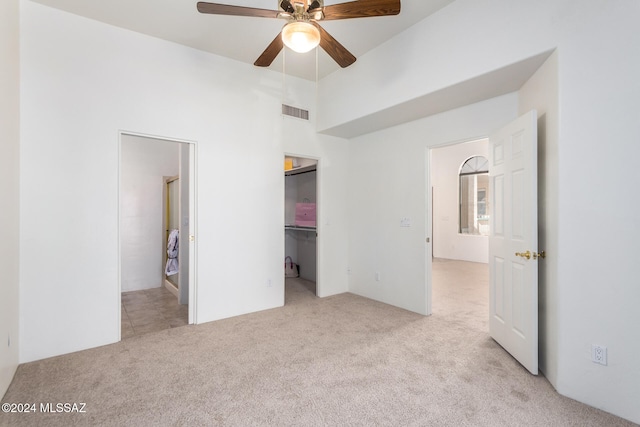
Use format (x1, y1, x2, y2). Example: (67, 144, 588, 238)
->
(1, 259, 635, 426)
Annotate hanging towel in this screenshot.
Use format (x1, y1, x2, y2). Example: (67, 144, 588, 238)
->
(165, 229, 179, 276)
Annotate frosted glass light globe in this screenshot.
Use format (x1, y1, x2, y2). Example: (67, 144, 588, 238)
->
(282, 22, 320, 53)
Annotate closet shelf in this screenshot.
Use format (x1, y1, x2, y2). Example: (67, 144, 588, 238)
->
(285, 225, 316, 232)
(285, 164, 316, 176)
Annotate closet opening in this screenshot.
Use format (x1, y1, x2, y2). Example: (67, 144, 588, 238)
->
(284, 155, 318, 299)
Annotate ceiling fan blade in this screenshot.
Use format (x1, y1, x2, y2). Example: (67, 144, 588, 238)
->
(322, 0, 401, 21)
(312, 23, 356, 68)
(197, 2, 279, 18)
(254, 32, 284, 67)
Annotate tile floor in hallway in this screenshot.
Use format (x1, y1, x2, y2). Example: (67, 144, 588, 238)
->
(121, 286, 188, 339)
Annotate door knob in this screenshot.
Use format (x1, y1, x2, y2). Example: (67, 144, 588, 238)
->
(515, 250, 531, 260)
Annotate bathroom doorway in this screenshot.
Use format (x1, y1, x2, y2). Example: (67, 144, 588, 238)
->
(119, 132, 196, 339)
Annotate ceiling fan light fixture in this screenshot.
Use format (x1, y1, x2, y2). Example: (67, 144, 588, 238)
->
(281, 21, 320, 53)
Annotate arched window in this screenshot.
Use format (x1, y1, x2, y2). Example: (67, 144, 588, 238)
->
(459, 156, 490, 236)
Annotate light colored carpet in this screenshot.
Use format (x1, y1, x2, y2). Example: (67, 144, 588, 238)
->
(1, 259, 635, 426)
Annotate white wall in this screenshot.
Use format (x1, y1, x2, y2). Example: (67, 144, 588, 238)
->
(550, 6, 640, 423)
(19, 1, 349, 363)
(431, 139, 489, 263)
(331, 0, 640, 423)
(120, 135, 179, 292)
(317, 0, 561, 134)
(0, 0, 20, 399)
(347, 94, 518, 315)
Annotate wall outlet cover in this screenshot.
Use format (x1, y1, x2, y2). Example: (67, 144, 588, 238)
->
(591, 345, 607, 366)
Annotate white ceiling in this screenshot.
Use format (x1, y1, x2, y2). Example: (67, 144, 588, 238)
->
(30, 0, 455, 80)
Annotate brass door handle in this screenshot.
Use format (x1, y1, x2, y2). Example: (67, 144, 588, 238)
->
(515, 250, 546, 260)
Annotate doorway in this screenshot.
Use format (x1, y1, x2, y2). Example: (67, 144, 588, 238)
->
(427, 111, 540, 375)
(284, 155, 318, 300)
(429, 139, 489, 319)
(119, 133, 196, 339)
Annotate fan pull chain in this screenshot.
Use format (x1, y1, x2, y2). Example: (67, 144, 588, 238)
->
(315, 46, 319, 118)
(282, 47, 286, 109)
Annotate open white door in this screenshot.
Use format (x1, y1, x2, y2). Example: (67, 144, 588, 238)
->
(489, 110, 539, 375)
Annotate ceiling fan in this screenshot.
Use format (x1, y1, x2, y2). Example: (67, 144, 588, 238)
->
(197, 0, 401, 68)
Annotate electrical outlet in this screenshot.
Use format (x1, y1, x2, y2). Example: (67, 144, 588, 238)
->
(375, 272, 381, 282)
(592, 345, 607, 366)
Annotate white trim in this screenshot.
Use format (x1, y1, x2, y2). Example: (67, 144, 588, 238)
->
(117, 133, 122, 341)
(424, 147, 433, 316)
(188, 142, 198, 324)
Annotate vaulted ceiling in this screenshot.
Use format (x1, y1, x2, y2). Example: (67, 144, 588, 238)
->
(30, 0, 455, 80)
